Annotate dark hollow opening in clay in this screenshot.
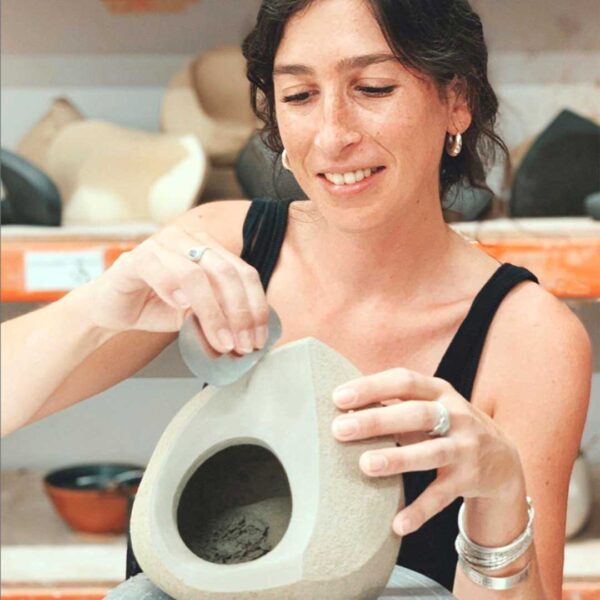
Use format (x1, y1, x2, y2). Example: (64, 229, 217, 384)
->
(177, 444, 292, 564)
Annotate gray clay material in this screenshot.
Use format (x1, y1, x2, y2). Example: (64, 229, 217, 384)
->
(187, 496, 291, 564)
(175, 444, 292, 565)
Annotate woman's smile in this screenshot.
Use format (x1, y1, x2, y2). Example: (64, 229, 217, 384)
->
(317, 165, 386, 196)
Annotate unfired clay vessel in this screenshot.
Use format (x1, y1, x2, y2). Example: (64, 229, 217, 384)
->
(131, 338, 403, 599)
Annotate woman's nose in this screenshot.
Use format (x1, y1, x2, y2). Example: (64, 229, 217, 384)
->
(313, 97, 362, 157)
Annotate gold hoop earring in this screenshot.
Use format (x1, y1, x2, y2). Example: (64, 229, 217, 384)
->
(281, 148, 291, 171)
(446, 132, 463, 157)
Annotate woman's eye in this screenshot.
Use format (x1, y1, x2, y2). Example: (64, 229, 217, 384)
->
(281, 92, 311, 103)
(357, 85, 397, 96)
(281, 85, 396, 104)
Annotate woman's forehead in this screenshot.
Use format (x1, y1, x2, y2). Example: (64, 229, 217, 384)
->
(275, 0, 391, 66)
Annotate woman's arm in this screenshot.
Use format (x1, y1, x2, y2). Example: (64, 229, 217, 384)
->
(1, 295, 182, 435)
(452, 284, 592, 599)
(1, 199, 256, 437)
(328, 283, 591, 600)
(0, 290, 178, 435)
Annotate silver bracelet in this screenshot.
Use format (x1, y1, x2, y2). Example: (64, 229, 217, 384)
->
(456, 533, 529, 571)
(455, 496, 534, 572)
(458, 556, 531, 590)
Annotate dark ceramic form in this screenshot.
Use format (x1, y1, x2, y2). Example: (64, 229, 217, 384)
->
(511, 110, 600, 217)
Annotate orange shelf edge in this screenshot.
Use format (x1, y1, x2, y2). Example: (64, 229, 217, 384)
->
(1, 238, 599, 302)
(476, 237, 600, 298)
(1, 241, 137, 302)
(1, 589, 110, 600)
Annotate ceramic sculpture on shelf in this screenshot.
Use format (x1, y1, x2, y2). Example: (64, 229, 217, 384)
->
(131, 338, 403, 600)
(17, 97, 84, 170)
(509, 110, 600, 217)
(160, 46, 259, 167)
(0, 148, 62, 226)
(15, 97, 207, 225)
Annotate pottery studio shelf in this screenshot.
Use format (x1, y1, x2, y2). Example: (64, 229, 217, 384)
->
(0, 223, 157, 303)
(1, 217, 599, 302)
(1, 468, 599, 597)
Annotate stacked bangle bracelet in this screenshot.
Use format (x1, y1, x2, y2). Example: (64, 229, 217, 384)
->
(455, 496, 534, 590)
(458, 557, 531, 590)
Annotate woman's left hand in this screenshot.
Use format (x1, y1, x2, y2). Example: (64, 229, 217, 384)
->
(330, 368, 526, 536)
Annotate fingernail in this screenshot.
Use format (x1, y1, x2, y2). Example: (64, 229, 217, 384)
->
(172, 289, 190, 308)
(368, 453, 388, 472)
(237, 330, 254, 354)
(333, 417, 358, 438)
(255, 325, 268, 348)
(397, 516, 413, 536)
(333, 387, 357, 407)
(216, 329, 235, 352)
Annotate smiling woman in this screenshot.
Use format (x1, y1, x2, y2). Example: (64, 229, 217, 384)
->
(237, 1, 591, 598)
(1, 1, 592, 600)
(244, 0, 507, 208)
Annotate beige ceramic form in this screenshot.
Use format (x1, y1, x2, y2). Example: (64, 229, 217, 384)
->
(17, 98, 207, 225)
(160, 46, 259, 167)
(131, 338, 403, 600)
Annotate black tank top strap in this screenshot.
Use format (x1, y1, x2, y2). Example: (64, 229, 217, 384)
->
(435, 263, 539, 400)
(241, 197, 292, 290)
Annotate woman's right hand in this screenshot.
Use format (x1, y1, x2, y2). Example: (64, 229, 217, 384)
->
(86, 223, 269, 355)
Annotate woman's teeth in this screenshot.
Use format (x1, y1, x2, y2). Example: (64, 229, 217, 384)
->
(323, 167, 379, 185)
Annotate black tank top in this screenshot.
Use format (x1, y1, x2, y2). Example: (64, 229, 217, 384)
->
(126, 196, 539, 592)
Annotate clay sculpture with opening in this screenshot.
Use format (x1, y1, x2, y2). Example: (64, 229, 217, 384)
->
(131, 337, 403, 599)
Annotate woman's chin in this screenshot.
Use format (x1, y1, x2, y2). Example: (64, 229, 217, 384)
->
(312, 197, 398, 234)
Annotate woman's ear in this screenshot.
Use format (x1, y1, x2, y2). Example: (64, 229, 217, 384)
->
(446, 76, 472, 134)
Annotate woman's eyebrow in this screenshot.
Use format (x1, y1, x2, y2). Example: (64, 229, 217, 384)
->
(273, 52, 398, 77)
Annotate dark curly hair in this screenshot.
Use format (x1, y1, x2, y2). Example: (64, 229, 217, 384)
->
(242, 0, 509, 203)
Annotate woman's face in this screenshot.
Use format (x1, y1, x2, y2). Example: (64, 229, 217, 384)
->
(273, 0, 471, 231)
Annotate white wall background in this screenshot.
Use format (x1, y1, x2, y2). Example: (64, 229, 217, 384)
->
(2, 0, 600, 151)
(1, 0, 599, 469)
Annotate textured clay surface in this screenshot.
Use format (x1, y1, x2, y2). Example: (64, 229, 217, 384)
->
(131, 338, 404, 600)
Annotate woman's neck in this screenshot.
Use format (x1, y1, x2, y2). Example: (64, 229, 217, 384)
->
(291, 196, 455, 308)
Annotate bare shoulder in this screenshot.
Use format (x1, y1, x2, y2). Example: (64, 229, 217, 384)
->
(173, 200, 252, 256)
(488, 280, 591, 370)
(474, 279, 592, 419)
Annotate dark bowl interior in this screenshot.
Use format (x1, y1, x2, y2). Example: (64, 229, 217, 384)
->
(44, 462, 144, 491)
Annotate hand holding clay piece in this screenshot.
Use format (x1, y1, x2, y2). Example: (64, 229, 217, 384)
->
(178, 306, 282, 385)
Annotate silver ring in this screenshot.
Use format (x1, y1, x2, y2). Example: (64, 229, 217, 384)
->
(428, 401, 451, 437)
(186, 245, 210, 263)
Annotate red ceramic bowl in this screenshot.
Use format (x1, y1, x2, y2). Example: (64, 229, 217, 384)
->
(44, 463, 143, 534)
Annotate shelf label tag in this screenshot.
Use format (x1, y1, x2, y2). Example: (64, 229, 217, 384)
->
(24, 250, 104, 291)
